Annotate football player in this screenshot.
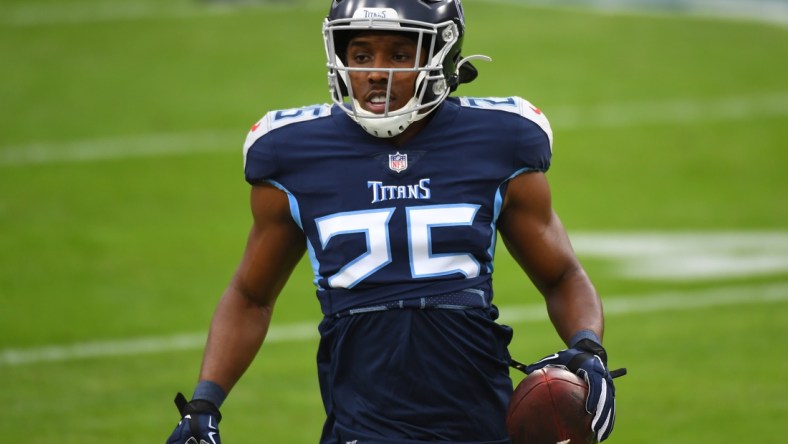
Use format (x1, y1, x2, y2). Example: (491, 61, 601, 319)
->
(166, 0, 618, 443)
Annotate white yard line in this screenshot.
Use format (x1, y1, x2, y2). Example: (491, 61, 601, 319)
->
(499, 281, 788, 323)
(0, 130, 240, 166)
(0, 323, 317, 367)
(486, 0, 788, 26)
(570, 232, 788, 280)
(0, 2, 305, 27)
(2, 92, 787, 167)
(2, 281, 786, 367)
(2, 0, 786, 27)
(548, 92, 788, 130)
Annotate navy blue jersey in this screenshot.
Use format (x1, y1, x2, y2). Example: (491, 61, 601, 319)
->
(243, 96, 552, 316)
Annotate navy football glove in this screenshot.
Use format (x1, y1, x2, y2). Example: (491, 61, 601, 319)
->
(524, 339, 622, 442)
(166, 393, 222, 444)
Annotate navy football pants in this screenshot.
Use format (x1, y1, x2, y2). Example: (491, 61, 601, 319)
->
(317, 306, 514, 444)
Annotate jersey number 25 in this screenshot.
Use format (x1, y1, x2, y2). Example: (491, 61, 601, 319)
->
(315, 204, 482, 289)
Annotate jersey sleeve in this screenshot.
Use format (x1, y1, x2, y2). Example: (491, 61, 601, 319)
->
(243, 112, 280, 185)
(513, 96, 553, 174)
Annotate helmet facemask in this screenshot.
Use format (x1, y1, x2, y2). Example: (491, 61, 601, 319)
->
(323, 12, 462, 138)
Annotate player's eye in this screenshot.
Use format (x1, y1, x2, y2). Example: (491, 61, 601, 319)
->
(392, 52, 413, 63)
(350, 52, 372, 64)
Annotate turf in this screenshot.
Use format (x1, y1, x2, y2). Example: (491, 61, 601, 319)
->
(1, 1, 787, 442)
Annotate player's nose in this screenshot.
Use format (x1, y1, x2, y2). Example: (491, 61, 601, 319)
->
(367, 67, 390, 83)
(367, 54, 391, 83)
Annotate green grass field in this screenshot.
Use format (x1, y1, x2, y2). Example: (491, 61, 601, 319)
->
(1, 0, 787, 442)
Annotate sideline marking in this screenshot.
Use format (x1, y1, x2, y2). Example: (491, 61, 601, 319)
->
(2, 282, 786, 367)
(2, 93, 787, 167)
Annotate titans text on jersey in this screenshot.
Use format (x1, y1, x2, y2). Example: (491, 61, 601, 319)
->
(368, 178, 431, 203)
(243, 96, 552, 316)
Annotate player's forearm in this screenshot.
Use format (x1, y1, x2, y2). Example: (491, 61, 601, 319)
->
(544, 268, 604, 346)
(198, 287, 274, 394)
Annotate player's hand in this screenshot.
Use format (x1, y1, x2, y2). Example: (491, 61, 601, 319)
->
(525, 339, 621, 442)
(166, 393, 222, 444)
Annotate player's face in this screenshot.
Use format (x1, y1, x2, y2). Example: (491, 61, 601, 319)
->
(345, 32, 426, 114)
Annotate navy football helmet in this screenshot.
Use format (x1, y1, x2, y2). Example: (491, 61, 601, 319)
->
(323, 0, 489, 137)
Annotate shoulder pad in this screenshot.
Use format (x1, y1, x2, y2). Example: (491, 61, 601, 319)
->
(243, 104, 332, 155)
(459, 96, 553, 147)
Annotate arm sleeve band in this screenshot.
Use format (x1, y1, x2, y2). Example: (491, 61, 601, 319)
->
(192, 380, 227, 408)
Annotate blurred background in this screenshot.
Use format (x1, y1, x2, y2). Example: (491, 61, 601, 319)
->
(1, 0, 786, 442)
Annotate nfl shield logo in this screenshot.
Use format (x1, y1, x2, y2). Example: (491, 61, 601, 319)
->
(388, 152, 408, 173)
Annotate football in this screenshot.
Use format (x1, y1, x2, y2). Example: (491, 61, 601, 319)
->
(507, 366, 596, 444)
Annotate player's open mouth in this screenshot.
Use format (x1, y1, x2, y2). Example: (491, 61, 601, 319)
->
(365, 93, 394, 114)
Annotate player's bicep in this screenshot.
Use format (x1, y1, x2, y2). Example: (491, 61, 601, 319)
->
(498, 172, 580, 294)
(231, 184, 305, 307)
